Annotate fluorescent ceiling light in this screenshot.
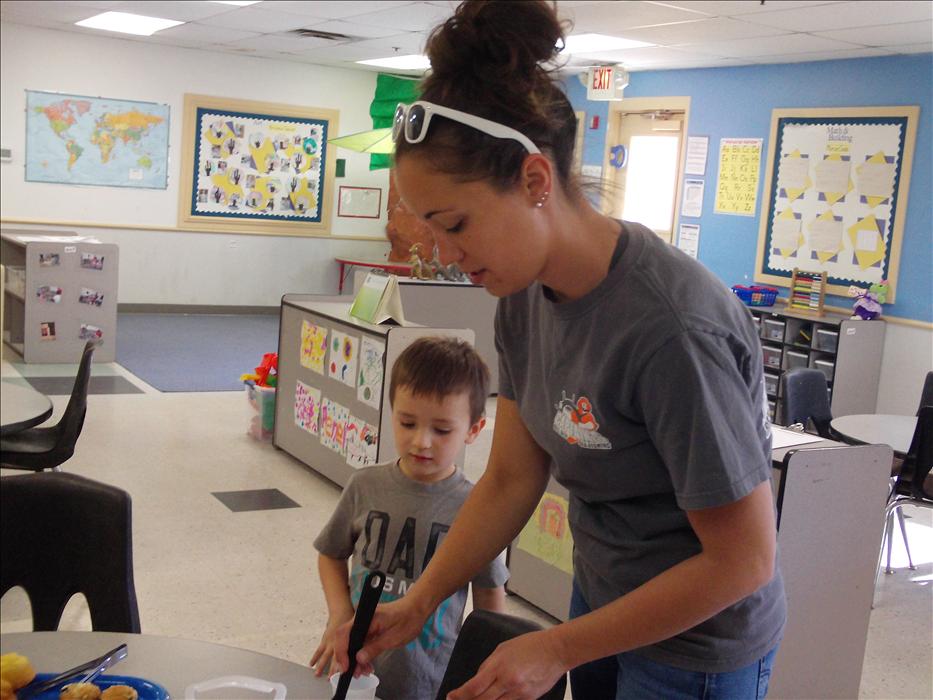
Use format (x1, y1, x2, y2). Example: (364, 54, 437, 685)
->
(357, 54, 431, 70)
(75, 11, 184, 36)
(563, 33, 654, 53)
(208, 1, 263, 5)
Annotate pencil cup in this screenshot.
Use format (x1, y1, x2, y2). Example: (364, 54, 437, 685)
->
(329, 673, 379, 699)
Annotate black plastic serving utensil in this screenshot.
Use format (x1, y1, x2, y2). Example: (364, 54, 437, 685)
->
(332, 569, 385, 700)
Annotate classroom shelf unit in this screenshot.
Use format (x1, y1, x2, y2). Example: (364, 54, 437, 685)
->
(750, 305, 885, 424)
(274, 295, 474, 487)
(1, 230, 118, 363)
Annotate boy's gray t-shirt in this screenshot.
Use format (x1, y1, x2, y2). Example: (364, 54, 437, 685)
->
(314, 461, 509, 700)
(495, 221, 786, 673)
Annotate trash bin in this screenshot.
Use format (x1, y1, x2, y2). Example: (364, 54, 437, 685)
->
(245, 381, 276, 441)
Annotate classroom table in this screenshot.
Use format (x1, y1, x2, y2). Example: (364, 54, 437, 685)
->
(334, 257, 412, 294)
(0, 380, 53, 436)
(0, 631, 334, 698)
(830, 413, 917, 455)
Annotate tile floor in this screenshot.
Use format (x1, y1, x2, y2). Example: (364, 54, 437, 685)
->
(1, 352, 931, 699)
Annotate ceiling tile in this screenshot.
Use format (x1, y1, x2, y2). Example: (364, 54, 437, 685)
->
(0, 1, 102, 24)
(205, 5, 317, 32)
(814, 21, 933, 47)
(343, 32, 427, 54)
(303, 18, 401, 39)
(894, 41, 933, 53)
(751, 47, 895, 64)
(108, 1, 237, 22)
(221, 32, 341, 52)
(619, 17, 790, 44)
(562, 1, 711, 33)
(645, 1, 846, 17)
(741, 1, 932, 32)
(676, 32, 861, 57)
(153, 22, 260, 43)
(261, 1, 408, 19)
(347, 1, 453, 32)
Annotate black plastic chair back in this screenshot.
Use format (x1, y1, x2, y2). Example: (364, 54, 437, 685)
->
(0, 471, 141, 633)
(54, 340, 97, 452)
(905, 406, 933, 500)
(918, 373, 933, 416)
(435, 610, 567, 700)
(782, 368, 833, 438)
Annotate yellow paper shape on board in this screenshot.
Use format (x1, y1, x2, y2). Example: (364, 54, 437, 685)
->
(778, 150, 811, 202)
(771, 207, 804, 256)
(517, 492, 575, 575)
(807, 209, 845, 265)
(857, 151, 896, 208)
(814, 153, 852, 205)
(847, 215, 887, 269)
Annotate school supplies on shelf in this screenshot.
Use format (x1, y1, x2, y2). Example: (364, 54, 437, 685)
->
(787, 269, 825, 315)
(731, 285, 779, 307)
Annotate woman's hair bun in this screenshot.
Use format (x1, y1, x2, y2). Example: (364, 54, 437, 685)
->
(425, 1, 565, 88)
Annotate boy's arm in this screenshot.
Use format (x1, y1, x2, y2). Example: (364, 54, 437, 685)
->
(310, 553, 356, 676)
(471, 584, 507, 614)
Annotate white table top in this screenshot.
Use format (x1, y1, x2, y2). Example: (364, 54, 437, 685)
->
(0, 631, 333, 698)
(830, 413, 917, 455)
(0, 380, 53, 436)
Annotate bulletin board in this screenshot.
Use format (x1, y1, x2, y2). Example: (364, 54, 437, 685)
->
(177, 94, 339, 236)
(755, 106, 918, 302)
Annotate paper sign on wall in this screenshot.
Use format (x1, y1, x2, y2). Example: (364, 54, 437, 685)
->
(714, 138, 762, 217)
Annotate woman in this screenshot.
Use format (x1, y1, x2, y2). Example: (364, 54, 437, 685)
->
(334, 2, 785, 698)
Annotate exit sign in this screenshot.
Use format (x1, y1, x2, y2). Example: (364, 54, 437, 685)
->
(586, 65, 628, 101)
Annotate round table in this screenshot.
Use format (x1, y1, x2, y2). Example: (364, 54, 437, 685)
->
(0, 381, 53, 436)
(0, 631, 333, 698)
(830, 413, 917, 455)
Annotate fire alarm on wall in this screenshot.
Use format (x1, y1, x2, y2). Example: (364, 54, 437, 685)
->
(589, 115, 600, 129)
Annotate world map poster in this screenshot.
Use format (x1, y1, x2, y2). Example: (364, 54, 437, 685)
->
(26, 90, 169, 189)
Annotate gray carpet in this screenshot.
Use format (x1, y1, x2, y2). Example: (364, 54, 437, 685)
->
(116, 313, 279, 392)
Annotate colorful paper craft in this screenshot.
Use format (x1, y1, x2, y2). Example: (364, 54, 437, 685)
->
(345, 415, 378, 468)
(320, 397, 349, 454)
(300, 320, 328, 374)
(328, 330, 358, 387)
(357, 336, 385, 409)
(294, 379, 321, 435)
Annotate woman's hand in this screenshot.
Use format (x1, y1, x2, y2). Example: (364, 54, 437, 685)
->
(332, 594, 432, 675)
(309, 608, 355, 677)
(447, 629, 568, 700)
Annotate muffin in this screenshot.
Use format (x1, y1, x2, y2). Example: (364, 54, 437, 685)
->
(0, 652, 36, 690)
(101, 686, 138, 700)
(0, 678, 14, 700)
(60, 683, 101, 700)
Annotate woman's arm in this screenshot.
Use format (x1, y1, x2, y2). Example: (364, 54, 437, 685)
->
(471, 585, 507, 614)
(310, 553, 356, 676)
(448, 480, 779, 699)
(333, 397, 551, 672)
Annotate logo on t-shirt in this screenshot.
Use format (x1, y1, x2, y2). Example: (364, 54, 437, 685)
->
(552, 392, 612, 450)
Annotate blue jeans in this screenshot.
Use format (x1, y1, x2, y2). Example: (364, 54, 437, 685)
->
(569, 581, 778, 700)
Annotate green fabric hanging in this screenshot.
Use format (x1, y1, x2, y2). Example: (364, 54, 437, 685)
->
(369, 73, 420, 170)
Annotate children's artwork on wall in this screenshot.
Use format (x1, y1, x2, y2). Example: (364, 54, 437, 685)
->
(78, 287, 104, 307)
(36, 285, 62, 303)
(756, 106, 918, 302)
(25, 90, 170, 189)
(300, 319, 328, 374)
(80, 253, 104, 270)
(294, 379, 321, 435)
(516, 492, 575, 575)
(328, 330, 358, 388)
(357, 336, 385, 409)
(39, 253, 60, 267)
(320, 397, 349, 455)
(39, 321, 56, 341)
(345, 415, 378, 468)
(79, 323, 102, 341)
(177, 94, 339, 236)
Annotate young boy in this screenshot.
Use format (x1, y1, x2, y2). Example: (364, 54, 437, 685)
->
(311, 336, 509, 700)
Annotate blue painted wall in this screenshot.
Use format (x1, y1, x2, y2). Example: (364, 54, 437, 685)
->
(566, 54, 932, 323)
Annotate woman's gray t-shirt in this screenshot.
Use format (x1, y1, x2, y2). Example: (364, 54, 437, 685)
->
(495, 220, 786, 673)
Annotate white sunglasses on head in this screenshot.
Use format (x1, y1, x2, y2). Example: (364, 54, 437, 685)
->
(392, 101, 540, 154)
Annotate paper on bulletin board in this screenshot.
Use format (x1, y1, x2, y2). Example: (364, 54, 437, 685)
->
(294, 379, 321, 435)
(714, 138, 762, 216)
(678, 223, 700, 259)
(684, 136, 709, 176)
(300, 320, 328, 374)
(345, 415, 378, 468)
(517, 492, 575, 575)
(681, 179, 705, 218)
(328, 330, 359, 388)
(320, 397, 349, 454)
(357, 336, 385, 409)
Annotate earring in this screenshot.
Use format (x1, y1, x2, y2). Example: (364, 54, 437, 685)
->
(535, 191, 549, 208)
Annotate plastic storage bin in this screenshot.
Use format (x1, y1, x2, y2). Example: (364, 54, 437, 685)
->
(762, 319, 785, 342)
(764, 372, 780, 397)
(813, 358, 835, 382)
(762, 345, 783, 369)
(245, 382, 276, 441)
(814, 328, 839, 353)
(784, 350, 808, 370)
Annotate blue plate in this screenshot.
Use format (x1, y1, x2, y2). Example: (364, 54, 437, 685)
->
(22, 673, 170, 700)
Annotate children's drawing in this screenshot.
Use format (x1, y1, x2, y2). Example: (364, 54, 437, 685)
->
(345, 415, 378, 469)
(328, 330, 358, 388)
(516, 493, 575, 575)
(357, 336, 385, 409)
(320, 397, 349, 454)
(300, 320, 328, 374)
(294, 379, 321, 435)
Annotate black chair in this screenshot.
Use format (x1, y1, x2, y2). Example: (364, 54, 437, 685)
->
(1, 471, 140, 632)
(879, 405, 933, 576)
(1, 340, 96, 471)
(781, 367, 834, 439)
(918, 372, 933, 415)
(435, 609, 567, 700)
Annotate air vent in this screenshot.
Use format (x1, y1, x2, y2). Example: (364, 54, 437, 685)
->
(290, 28, 352, 41)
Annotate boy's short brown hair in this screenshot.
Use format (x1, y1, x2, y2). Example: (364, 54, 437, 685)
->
(389, 336, 490, 423)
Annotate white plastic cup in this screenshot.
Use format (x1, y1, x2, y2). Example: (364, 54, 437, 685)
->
(329, 672, 379, 700)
